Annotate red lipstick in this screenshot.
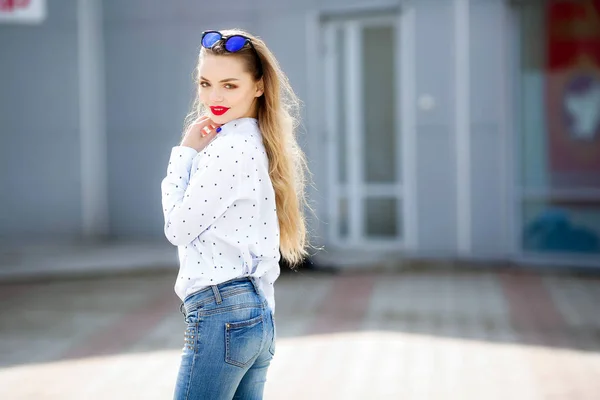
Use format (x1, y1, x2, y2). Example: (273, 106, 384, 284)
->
(210, 106, 230, 116)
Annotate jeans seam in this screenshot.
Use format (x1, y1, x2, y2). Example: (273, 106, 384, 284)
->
(268, 312, 276, 356)
(201, 302, 264, 317)
(184, 345, 197, 400)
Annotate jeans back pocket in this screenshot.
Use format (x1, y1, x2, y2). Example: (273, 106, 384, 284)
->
(225, 314, 264, 368)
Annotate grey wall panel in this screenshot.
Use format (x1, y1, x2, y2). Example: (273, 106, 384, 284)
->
(414, 0, 456, 127)
(413, 0, 458, 253)
(0, 1, 81, 241)
(471, 126, 507, 254)
(415, 126, 458, 254)
(469, 0, 510, 256)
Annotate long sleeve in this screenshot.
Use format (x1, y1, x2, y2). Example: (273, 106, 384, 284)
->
(161, 136, 245, 246)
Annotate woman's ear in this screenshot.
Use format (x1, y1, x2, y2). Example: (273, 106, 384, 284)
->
(255, 79, 264, 98)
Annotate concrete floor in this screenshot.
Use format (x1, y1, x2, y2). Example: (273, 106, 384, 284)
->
(1, 268, 599, 399)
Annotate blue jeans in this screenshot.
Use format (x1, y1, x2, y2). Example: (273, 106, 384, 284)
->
(173, 277, 276, 400)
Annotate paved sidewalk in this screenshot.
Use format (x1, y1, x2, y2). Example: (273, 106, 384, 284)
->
(1, 267, 599, 399)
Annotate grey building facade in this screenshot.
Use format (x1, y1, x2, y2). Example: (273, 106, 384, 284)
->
(2, 0, 599, 269)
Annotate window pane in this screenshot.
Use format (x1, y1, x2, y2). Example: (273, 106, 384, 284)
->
(362, 26, 398, 184)
(364, 197, 400, 238)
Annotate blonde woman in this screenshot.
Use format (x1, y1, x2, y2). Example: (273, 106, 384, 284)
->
(161, 29, 309, 399)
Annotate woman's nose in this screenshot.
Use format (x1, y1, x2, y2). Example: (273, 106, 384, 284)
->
(209, 89, 223, 102)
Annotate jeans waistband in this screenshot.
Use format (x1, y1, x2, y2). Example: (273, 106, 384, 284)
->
(179, 277, 261, 317)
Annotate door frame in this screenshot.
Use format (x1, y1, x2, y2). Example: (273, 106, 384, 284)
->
(311, 9, 417, 251)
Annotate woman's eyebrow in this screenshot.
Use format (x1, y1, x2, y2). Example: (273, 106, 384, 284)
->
(199, 76, 240, 83)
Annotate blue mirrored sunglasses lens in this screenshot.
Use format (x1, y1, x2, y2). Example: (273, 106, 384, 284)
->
(225, 36, 247, 52)
(202, 32, 221, 48)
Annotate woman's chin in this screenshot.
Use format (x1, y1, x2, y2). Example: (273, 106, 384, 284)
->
(210, 114, 232, 125)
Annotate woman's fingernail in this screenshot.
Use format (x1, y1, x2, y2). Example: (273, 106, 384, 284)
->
(216, 127, 222, 133)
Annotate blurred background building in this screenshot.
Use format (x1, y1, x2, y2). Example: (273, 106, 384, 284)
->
(1, 0, 599, 272)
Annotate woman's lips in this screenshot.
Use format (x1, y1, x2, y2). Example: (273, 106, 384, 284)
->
(210, 106, 230, 116)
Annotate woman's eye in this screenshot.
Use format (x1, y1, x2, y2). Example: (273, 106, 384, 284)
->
(200, 82, 209, 87)
(224, 84, 236, 89)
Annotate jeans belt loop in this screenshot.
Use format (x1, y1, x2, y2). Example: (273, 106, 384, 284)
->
(211, 285, 222, 304)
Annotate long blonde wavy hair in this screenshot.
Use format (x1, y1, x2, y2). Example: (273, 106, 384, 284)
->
(183, 29, 310, 267)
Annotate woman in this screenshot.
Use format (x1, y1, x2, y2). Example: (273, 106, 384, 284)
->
(161, 29, 309, 399)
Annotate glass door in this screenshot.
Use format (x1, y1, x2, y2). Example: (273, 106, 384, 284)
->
(322, 14, 409, 249)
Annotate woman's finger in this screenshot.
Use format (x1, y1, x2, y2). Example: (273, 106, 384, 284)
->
(201, 123, 222, 137)
(188, 117, 214, 136)
(200, 124, 212, 137)
(192, 116, 213, 130)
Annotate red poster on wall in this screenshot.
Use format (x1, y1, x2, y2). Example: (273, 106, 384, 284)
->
(546, 0, 600, 188)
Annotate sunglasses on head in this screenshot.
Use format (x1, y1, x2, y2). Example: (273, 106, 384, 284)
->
(201, 30, 263, 76)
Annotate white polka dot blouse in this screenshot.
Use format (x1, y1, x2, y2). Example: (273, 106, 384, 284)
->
(161, 117, 281, 315)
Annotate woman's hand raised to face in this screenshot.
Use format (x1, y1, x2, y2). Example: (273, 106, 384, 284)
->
(180, 116, 222, 152)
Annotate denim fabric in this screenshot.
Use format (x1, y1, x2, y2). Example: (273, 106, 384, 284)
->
(173, 277, 276, 400)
